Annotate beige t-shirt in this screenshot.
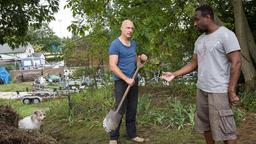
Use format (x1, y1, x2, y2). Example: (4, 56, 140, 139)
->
(194, 26, 241, 93)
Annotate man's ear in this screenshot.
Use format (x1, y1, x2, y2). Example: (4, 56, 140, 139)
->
(121, 25, 125, 31)
(206, 15, 212, 21)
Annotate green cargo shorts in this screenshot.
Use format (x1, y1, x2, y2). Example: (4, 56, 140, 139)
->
(195, 89, 237, 141)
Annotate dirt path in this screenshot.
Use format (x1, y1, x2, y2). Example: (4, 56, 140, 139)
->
(237, 113, 256, 144)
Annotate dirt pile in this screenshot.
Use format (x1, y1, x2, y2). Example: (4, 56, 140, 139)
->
(237, 113, 256, 144)
(0, 105, 19, 127)
(0, 105, 57, 144)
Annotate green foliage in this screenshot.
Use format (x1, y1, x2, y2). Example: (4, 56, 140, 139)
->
(72, 67, 95, 79)
(244, 0, 256, 40)
(0, 99, 60, 117)
(2, 64, 17, 71)
(26, 24, 62, 52)
(0, 82, 32, 92)
(2, 82, 248, 143)
(46, 82, 199, 130)
(0, 0, 59, 48)
(240, 91, 256, 112)
(65, 0, 256, 71)
(63, 34, 109, 67)
(207, 0, 256, 39)
(233, 106, 246, 124)
(137, 95, 196, 130)
(46, 55, 64, 62)
(66, 0, 199, 69)
(169, 100, 195, 130)
(48, 86, 114, 127)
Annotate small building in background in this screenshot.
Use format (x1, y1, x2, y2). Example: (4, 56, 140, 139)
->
(19, 57, 45, 70)
(0, 44, 48, 70)
(0, 43, 64, 82)
(0, 43, 34, 58)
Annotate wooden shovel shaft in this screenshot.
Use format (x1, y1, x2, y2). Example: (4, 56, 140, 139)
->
(115, 65, 141, 112)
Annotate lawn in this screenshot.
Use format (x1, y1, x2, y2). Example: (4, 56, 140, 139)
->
(40, 83, 240, 144)
(0, 82, 33, 92)
(41, 84, 206, 144)
(0, 81, 61, 92)
(0, 98, 65, 117)
(1, 82, 254, 144)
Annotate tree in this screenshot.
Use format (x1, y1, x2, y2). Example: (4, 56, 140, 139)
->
(26, 24, 62, 52)
(66, 0, 256, 90)
(66, 0, 199, 70)
(0, 0, 59, 48)
(63, 28, 109, 67)
(232, 0, 256, 91)
(205, 0, 256, 64)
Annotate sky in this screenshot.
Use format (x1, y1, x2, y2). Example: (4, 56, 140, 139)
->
(48, 0, 74, 38)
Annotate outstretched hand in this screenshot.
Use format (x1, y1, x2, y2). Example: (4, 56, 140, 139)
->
(160, 72, 175, 82)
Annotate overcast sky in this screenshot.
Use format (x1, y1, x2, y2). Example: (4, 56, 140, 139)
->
(48, 0, 74, 38)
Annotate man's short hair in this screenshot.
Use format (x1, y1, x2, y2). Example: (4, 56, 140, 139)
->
(195, 5, 214, 20)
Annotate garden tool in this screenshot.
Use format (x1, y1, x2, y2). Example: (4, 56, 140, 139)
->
(103, 54, 147, 133)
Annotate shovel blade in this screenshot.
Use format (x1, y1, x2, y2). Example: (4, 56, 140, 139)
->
(103, 110, 122, 133)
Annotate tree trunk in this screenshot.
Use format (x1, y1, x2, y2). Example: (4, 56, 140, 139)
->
(245, 17, 256, 64)
(232, 0, 256, 91)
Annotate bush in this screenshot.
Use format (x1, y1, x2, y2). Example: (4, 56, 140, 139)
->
(72, 67, 95, 79)
(46, 56, 63, 62)
(137, 95, 196, 130)
(240, 91, 256, 112)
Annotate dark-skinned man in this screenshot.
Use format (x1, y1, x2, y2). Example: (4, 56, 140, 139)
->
(161, 5, 241, 144)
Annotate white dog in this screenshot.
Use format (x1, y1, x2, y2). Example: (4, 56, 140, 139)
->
(18, 110, 45, 130)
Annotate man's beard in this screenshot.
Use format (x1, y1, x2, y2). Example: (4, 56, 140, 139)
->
(196, 26, 208, 34)
(197, 28, 208, 33)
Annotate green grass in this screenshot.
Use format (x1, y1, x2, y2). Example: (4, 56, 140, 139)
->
(0, 82, 250, 143)
(40, 83, 204, 143)
(0, 82, 33, 92)
(43, 120, 206, 144)
(0, 99, 64, 117)
(240, 91, 256, 112)
(0, 81, 62, 92)
(40, 82, 248, 143)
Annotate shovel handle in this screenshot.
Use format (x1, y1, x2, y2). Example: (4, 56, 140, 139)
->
(115, 60, 146, 112)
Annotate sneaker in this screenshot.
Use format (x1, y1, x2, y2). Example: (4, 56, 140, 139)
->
(131, 136, 145, 143)
(109, 140, 118, 144)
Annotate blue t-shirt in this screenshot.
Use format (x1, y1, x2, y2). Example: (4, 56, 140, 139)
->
(109, 38, 137, 80)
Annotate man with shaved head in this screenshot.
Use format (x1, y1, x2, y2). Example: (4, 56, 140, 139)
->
(108, 19, 145, 144)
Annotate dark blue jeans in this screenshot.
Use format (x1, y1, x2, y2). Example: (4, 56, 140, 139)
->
(110, 79, 138, 140)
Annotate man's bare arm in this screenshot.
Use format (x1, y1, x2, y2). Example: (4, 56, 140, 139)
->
(227, 51, 241, 94)
(161, 54, 198, 82)
(109, 55, 134, 85)
(173, 54, 198, 77)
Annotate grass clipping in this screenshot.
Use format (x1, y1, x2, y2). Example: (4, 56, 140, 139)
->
(0, 105, 57, 144)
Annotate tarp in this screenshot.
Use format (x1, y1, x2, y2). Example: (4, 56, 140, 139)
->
(0, 67, 11, 84)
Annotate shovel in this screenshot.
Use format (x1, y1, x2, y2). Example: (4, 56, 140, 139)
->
(103, 58, 147, 133)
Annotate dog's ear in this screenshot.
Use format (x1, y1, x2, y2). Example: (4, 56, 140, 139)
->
(34, 110, 40, 115)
